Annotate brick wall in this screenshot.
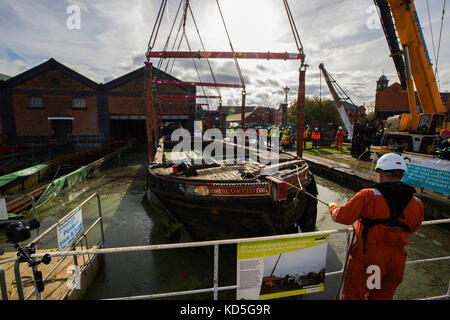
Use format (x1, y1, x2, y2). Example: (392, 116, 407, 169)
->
(9, 68, 99, 139)
(15, 69, 90, 91)
(375, 82, 409, 112)
(12, 93, 98, 137)
(107, 73, 192, 116)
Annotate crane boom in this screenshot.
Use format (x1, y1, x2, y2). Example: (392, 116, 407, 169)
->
(372, 0, 449, 155)
(374, 0, 407, 91)
(384, 0, 445, 115)
(319, 63, 354, 140)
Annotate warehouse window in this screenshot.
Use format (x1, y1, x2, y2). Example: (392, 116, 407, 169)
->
(71, 97, 86, 109)
(28, 96, 44, 109)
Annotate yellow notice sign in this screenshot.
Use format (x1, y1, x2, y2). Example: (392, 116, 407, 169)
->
(237, 235, 328, 300)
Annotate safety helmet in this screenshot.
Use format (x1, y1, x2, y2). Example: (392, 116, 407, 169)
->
(315, 128, 318, 131)
(375, 153, 407, 172)
(338, 126, 343, 130)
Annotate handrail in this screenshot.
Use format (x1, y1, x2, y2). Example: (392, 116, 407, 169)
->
(2, 218, 449, 300)
(0, 193, 105, 300)
(2, 208, 448, 300)
(0, 194, 38, 250)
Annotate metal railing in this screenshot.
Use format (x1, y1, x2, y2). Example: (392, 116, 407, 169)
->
(2, 213, 449, 300)
(0, 193, 105, 300)
(67, 134, 105, 149)
(0, 194, 38, 225)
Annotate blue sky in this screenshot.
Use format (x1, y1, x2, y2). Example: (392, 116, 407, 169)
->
(1, 0, 448, 111)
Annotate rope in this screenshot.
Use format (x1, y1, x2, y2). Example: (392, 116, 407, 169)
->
(188, 4, 222, 100)
(335, 225, 356, 300)
(215, 0, 246, 88)
(183, 32, 209, 107)
(434, 0, 446, 84)
(277, 166, 329, 206)
(283, 0, 304, 54)
(8, 275, 72, 300)
(168, 20, 185, 74)
(426, 0, 438, 68)
(147, 0, 168, 59)
(157, 0, 183, 70)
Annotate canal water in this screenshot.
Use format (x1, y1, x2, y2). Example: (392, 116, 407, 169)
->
(1, 147, 448, 300)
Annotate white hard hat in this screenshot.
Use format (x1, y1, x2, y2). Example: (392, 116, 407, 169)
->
(339, 126, 343, 129)
(315, 128, 318, 130)
(375, 153, 408, 172)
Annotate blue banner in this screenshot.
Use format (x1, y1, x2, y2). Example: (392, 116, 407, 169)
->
(401, 155, 450, 196)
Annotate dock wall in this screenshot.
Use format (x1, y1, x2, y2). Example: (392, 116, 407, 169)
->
(304, 155, 450, 222)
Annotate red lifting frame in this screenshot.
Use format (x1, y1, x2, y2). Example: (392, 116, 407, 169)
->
(157, 102, 209, 106)
(146, 51, 306, 161)
(154, 80, 244, 89)
(157, 95, 221, 99)
(147, 51, 305, 61)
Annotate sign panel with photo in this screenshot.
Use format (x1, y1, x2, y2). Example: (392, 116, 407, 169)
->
(237, 235, 329, 300)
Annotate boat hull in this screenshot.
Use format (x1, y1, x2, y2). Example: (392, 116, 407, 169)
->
(146, 169, 318, 241)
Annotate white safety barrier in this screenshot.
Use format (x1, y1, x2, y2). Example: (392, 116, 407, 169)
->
(1, 193, 448, 300)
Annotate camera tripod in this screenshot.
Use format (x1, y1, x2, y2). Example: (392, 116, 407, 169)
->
(14, 243, 51, 298)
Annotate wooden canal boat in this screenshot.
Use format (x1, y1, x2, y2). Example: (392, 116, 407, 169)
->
(147, 137, 318, 241)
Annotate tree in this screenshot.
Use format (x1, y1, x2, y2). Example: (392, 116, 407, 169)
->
(287, 96, 343, 131)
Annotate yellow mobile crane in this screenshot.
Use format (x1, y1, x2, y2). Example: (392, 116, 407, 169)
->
(375, 0, 449, 154)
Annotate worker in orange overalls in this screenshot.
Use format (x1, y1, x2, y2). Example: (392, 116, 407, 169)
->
(335, 126, 346, 151)
(311, 128, 320, 149)
(328, 153, 424, 300)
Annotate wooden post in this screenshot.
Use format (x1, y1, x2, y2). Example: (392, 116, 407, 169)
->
(296, 66, 306, 157)
(145, 62, 154, 163)
(219, 103, 223, 132)
(241, 90, 246, 129)
(158, 104, 162, 139)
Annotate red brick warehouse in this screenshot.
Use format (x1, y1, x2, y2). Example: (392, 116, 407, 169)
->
(0, 58, 196, 144)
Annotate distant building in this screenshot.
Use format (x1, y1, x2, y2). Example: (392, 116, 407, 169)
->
(225, 106, 274, 127)
(0, 58, 100, 143)
(375, 74, 449, 120)
(273, 103, 288, 125)
(223, 105, 286, 127)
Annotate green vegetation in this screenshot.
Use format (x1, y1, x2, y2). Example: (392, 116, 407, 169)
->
(287, 96, 343, 132)
(302, 141, 375, 171)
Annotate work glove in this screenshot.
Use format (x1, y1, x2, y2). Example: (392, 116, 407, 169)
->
(328, 202, 338, 209)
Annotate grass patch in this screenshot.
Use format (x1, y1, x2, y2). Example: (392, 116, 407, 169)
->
(302, 142, 375, 171)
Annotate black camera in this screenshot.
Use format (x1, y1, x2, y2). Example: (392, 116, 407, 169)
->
(5, 219, 40, 243)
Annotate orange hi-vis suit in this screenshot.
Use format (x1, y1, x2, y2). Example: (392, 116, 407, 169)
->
(329, 182, 424, 300)
(335, 129, 345, 151)
(311, 130, 320, 149)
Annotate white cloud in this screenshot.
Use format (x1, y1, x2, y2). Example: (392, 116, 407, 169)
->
(0, 0, 448, 109)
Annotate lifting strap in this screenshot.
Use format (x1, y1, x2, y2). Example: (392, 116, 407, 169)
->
(360, 182, 415, 254)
